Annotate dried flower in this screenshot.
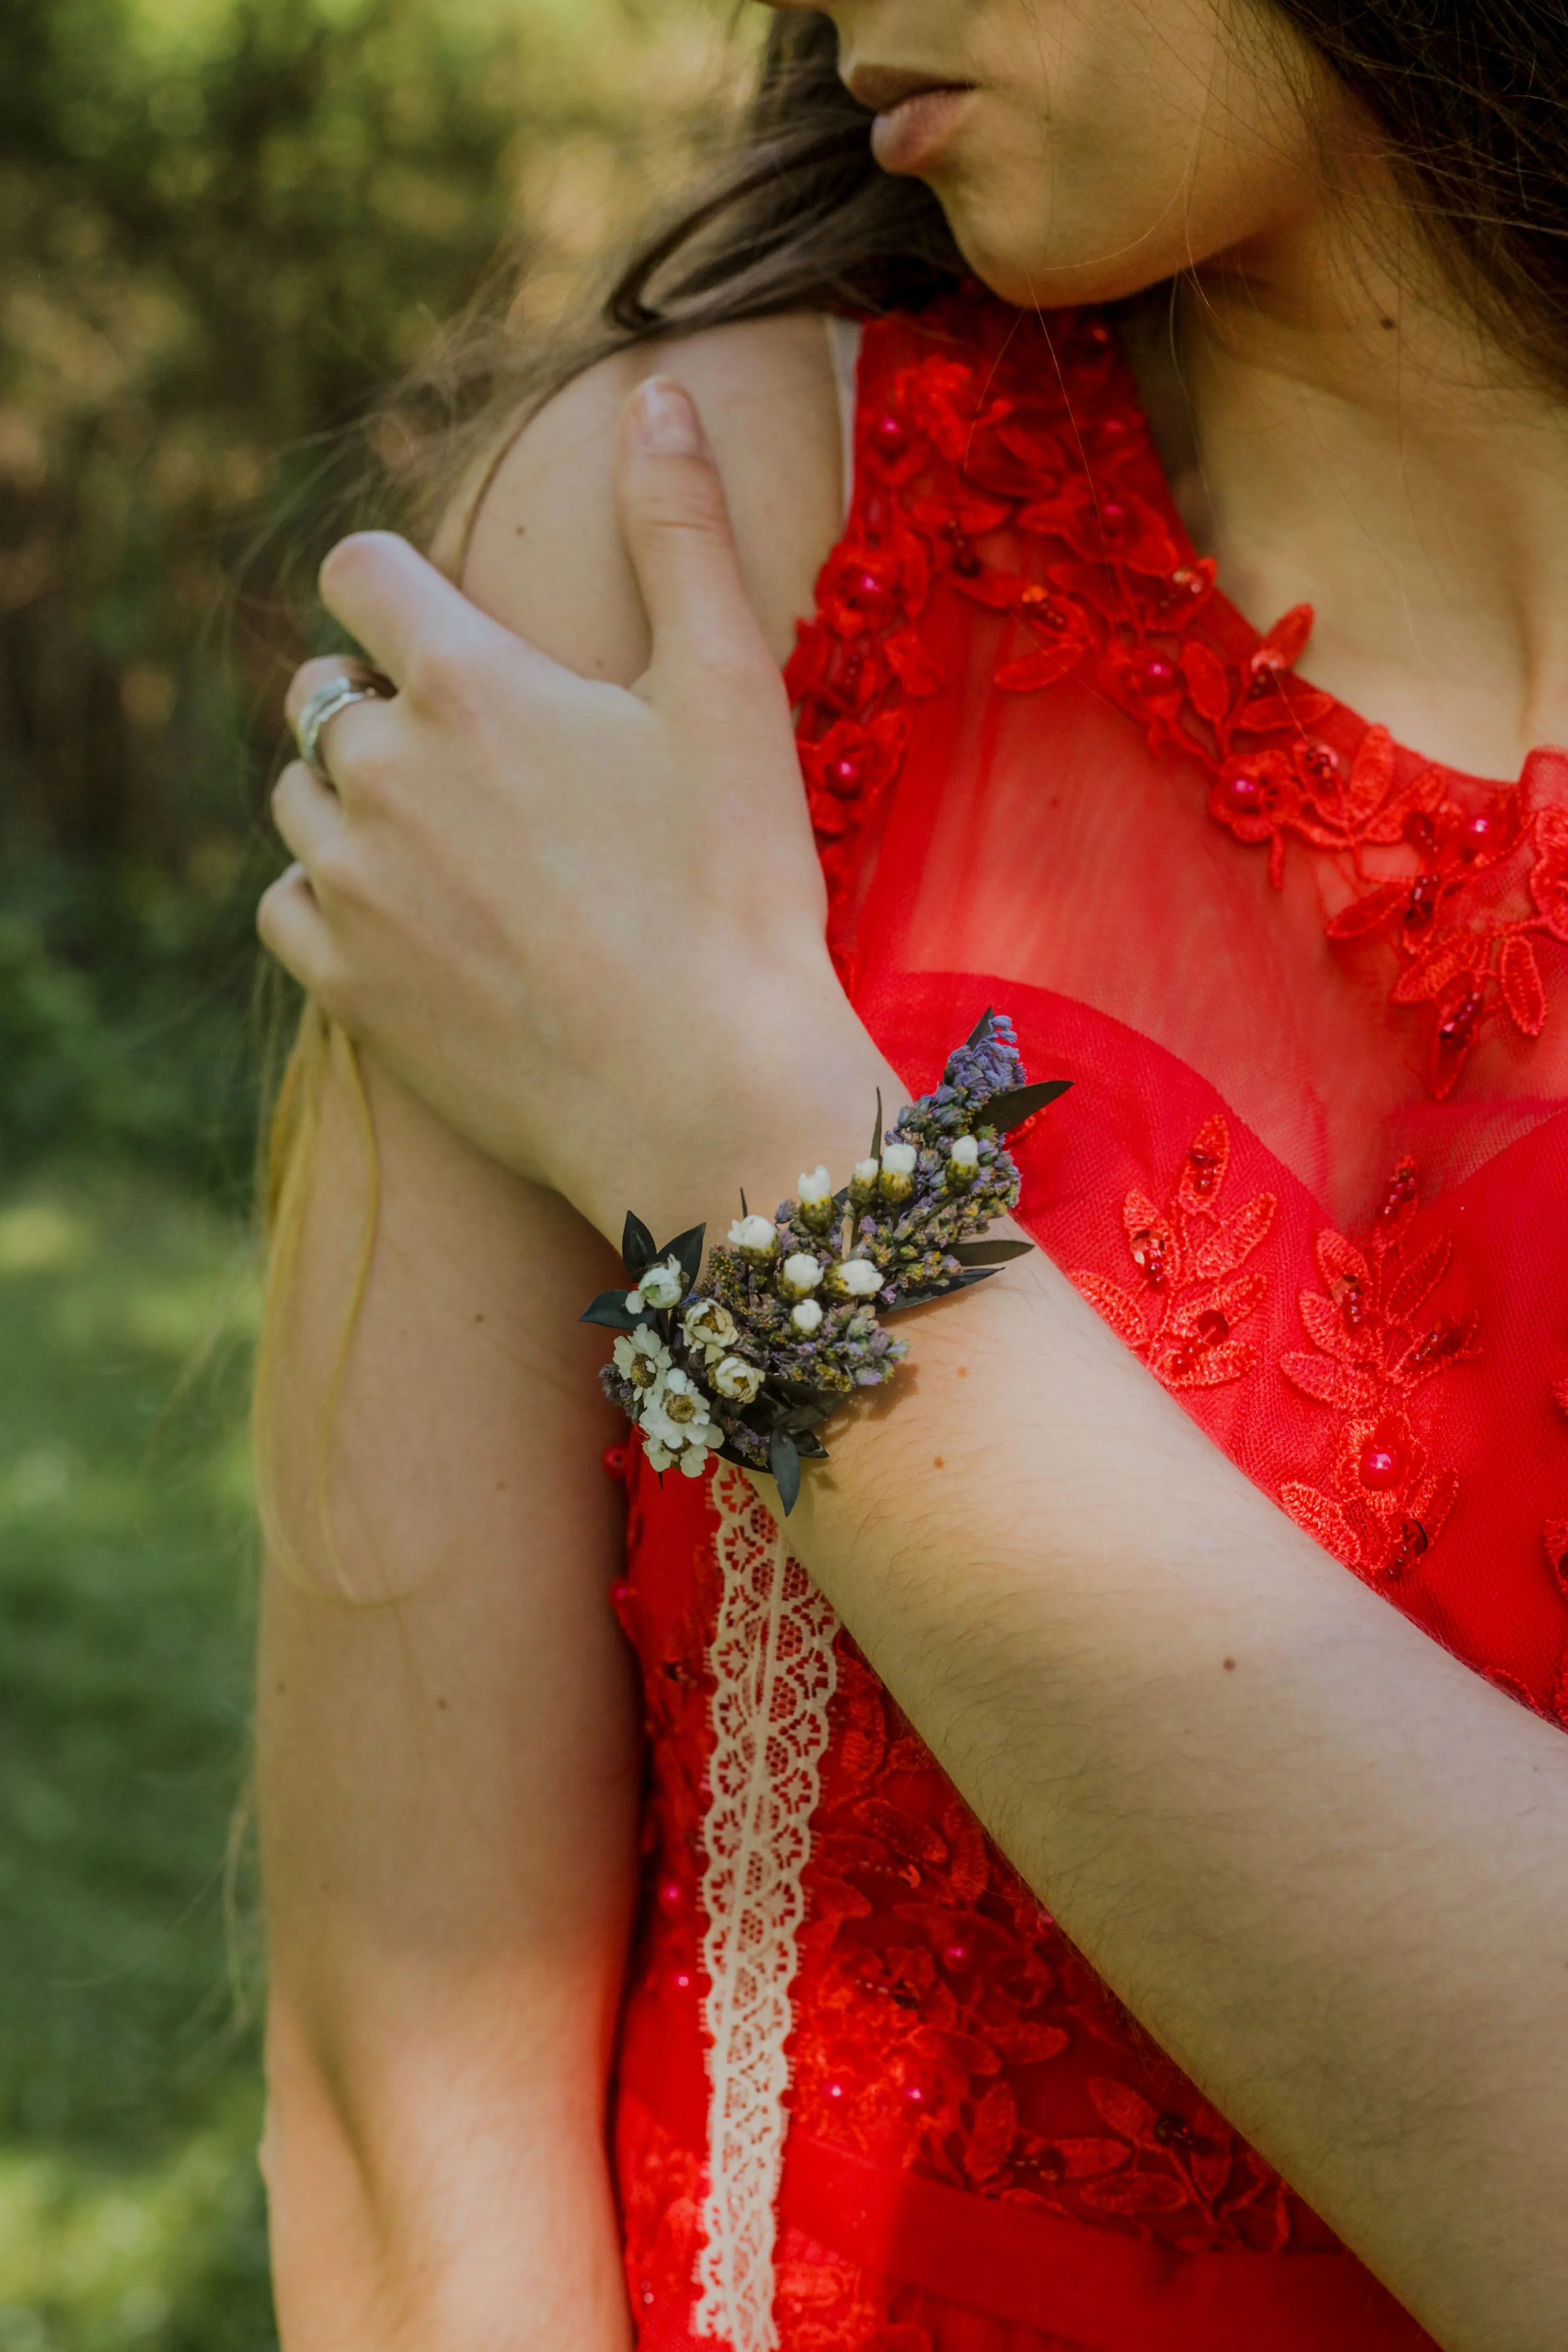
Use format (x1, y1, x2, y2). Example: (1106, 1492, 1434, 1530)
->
(713, 1354, 764, 1403)
(728, 1213, 779, 1260)
(641, 1370, 723, 1477)
(946, 1132, 980, 1190)
(798, 1165, 833, 1204)
(879, 1139, 917, 1204)
(633, 1256, 686, 1311)
(684, 1298, 738, 1360)
(829, 1257, 884, 1299)
(791, 1298, 825, 1335)
(613, 1324, 671, 1391)
(780, 1252, 824, 1300)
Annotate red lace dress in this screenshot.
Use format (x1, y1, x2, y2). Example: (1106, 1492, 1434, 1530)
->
(606, 292, 1568, 2352)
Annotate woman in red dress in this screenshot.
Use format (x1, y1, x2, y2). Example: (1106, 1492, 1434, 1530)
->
(253, 5, 1568, 2347)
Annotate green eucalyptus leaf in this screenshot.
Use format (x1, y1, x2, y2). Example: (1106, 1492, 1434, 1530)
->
(793, 1428, 829, 1460)
(948, 1238, 1034, 1266)
(769, 1427, 802, 1516)
(664, 1223, 706, 1290)
(581, 1292, 641, 1331)
(870, 1087, 883, 1162)
(621, 1213, 657, 1279)
(983, 1078, 1073, 1134)
(883, 1267, 1000, 1313)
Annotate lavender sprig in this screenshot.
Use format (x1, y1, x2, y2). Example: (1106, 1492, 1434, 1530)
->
(583, 1010, 1069, 1513)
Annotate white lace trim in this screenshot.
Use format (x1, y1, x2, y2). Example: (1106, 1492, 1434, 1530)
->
(695, 1467, 840, 2352)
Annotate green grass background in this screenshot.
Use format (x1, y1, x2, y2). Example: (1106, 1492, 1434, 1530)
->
(0, 1172, 271, 2347)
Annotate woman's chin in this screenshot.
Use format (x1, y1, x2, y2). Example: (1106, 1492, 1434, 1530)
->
(940, 204, 1178, 315)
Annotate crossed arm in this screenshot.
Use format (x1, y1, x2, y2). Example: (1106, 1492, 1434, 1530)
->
(259, 319, 1568, 2351)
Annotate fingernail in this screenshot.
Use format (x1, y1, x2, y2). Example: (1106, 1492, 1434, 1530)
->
(633, 378, 705, 458)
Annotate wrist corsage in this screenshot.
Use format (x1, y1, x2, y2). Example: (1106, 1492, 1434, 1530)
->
(582, 1011, 1067, 1514)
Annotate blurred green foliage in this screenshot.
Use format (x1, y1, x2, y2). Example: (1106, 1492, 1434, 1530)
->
(0, 5, 741, 2341)
(0, 0, 739, 1195)
(0, 1170, 268, 2346)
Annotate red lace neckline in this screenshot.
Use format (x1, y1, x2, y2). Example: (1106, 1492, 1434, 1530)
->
(787, 291, 1568, 1100)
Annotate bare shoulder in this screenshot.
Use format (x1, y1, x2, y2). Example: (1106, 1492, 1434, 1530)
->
(459, 311, 847, 686)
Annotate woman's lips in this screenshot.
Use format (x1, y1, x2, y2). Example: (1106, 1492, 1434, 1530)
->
(870, 85, 973, 173)
(854, 71, 975, 175)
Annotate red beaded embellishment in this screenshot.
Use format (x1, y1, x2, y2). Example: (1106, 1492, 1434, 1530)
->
(787, 293, 1568, 1097)
(1068, 1115, 1276, 1392)
(1278, 1161, 1477, 1581)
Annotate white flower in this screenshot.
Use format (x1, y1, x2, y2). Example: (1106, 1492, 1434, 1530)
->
(632, 1256, 686, 1311)
(852, 1158, 881, 1187)
(881, 1142, 917, 1176)
(798, 1165, 833, 1205)
(641, 1370, 723, 1478)
(712, 1354, 763, 1403)
(728, 1214, 779, 1259)
(791, 1298, 824, 1335)
(780, 1251, 824, 1300)
(613, 1323, 671, 1392)
(833, 1257, 883, 1298)
(683, 1297, 738, 1359)
(950, 1134, 979, 1168)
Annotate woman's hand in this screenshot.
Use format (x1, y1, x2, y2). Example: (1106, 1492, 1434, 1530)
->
(261, 378, 888, 1241)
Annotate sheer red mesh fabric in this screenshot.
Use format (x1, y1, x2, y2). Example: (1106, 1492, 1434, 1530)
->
(608, 292, 1568, 2352)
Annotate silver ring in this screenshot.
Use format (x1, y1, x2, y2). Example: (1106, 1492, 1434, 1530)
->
(295, 672, 393, 781)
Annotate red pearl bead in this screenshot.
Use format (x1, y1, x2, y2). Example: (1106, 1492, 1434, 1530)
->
(1194, 1308, 1229, 1346)
(827, 755, 860, 792)
(902, 2082, 926, 2105)
(825, 2079, 847, 2102)
(673, 1969, 692, 1992)
(1137, 655, 1176, 694)
(602, 1443, 630, 1481)
(1457, 811, 1494, 858)
(942, 1942, 970, 1970)
(872, 412, 906, 453)
(656, 1877, 683, 1913)
(1358, 1441, 1402, 1490)
(1221, 767, 1265, 813)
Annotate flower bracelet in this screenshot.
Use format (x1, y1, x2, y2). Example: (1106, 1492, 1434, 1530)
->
(582, 1011, 1068, 1514)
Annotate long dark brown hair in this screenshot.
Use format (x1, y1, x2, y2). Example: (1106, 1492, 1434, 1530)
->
(382, 2, 1568, 547)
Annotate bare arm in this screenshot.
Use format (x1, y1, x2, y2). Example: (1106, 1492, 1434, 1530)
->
(257, 314, 846, 2347)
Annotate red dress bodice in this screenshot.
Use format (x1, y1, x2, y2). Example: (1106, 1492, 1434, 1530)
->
(608, 293, 1568, 2352)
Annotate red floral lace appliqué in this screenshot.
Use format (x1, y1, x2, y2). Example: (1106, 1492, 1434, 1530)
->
(1278, 1161, 1477, 1582)
(788, 1640, 1310, 2255)
(1066, 1115, 1275, 1391)
(787, 295, 1568, 1096)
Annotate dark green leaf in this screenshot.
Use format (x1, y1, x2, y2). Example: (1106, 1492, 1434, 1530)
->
(948, 1238, 1034, 1266)
(740, 1188, 749, 1218)
(870, 1087, 883, 1162)
(793, 1428, 830, 1460)
(884, 1267, 1000, 1312)
(663, 1223, 706, 1290)
(581, 1291, 640, 1331)
(983, 1078, 1073, 1133)
(621, 1212, 656, 1279)
(716, 1439, 756, 1469)
(964, 1005, 996, 1050)
(769, 1427, 802, 1516)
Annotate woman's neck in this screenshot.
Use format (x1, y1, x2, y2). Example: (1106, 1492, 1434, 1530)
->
(1122, 189, 1568, 779)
